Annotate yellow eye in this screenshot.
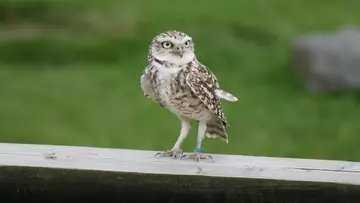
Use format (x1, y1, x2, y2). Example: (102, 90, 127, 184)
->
(184, 40, 190, 47)
(162, 41, 173, 49)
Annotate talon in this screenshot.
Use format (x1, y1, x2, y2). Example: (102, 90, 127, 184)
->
(208, 155, 214, 162)
(154, 148, 182, 158)
(180, 152, 214, 162)
(154, 150, 166, 157)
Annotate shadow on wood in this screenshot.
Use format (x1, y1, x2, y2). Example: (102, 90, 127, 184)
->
(0, 143, 360, 203)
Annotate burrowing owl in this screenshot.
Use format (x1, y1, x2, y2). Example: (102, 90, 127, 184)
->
(140, 30, 238, 162)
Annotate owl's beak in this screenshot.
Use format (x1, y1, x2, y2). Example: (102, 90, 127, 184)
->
(174, 47, 184, 57)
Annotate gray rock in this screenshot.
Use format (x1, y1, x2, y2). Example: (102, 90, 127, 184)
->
(292, 26, 360, 92)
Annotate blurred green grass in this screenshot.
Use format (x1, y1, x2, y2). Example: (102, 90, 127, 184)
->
(1, 0, 360, 161)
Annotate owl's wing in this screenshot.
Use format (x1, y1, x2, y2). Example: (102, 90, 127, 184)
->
(140, 69, 153, 99)
(140, 65, 164, 107)
(185, 62, 227, 126)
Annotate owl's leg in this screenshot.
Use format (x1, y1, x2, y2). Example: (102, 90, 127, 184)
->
(181, 121, 213, 162)
(155, 117, 191, 159)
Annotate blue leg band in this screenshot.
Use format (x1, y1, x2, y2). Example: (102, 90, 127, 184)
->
(194, 147, 204, 153)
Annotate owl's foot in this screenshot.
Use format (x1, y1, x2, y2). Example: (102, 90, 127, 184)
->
(180, 151, 214, 162)
(155, 148, 183, 159)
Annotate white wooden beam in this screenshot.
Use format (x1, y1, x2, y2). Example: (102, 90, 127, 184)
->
(0, 142, 359, 186)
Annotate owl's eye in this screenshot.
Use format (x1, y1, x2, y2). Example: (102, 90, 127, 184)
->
(184, 40, 190, 47)
(162, 41, 173, 49)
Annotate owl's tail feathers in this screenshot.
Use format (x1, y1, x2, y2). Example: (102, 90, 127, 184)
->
(205, 117, 228, 143)
(215, 89, 238, 102)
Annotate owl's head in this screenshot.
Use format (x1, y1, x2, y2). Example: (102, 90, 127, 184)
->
(149, 30, 195, 65)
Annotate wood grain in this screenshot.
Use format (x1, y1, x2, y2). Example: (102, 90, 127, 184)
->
(0, 142, 359, 203)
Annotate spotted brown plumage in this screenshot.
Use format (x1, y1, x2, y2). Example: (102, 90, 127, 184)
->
(140, 30, 238, 162)
(184, 61, 228, 126)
